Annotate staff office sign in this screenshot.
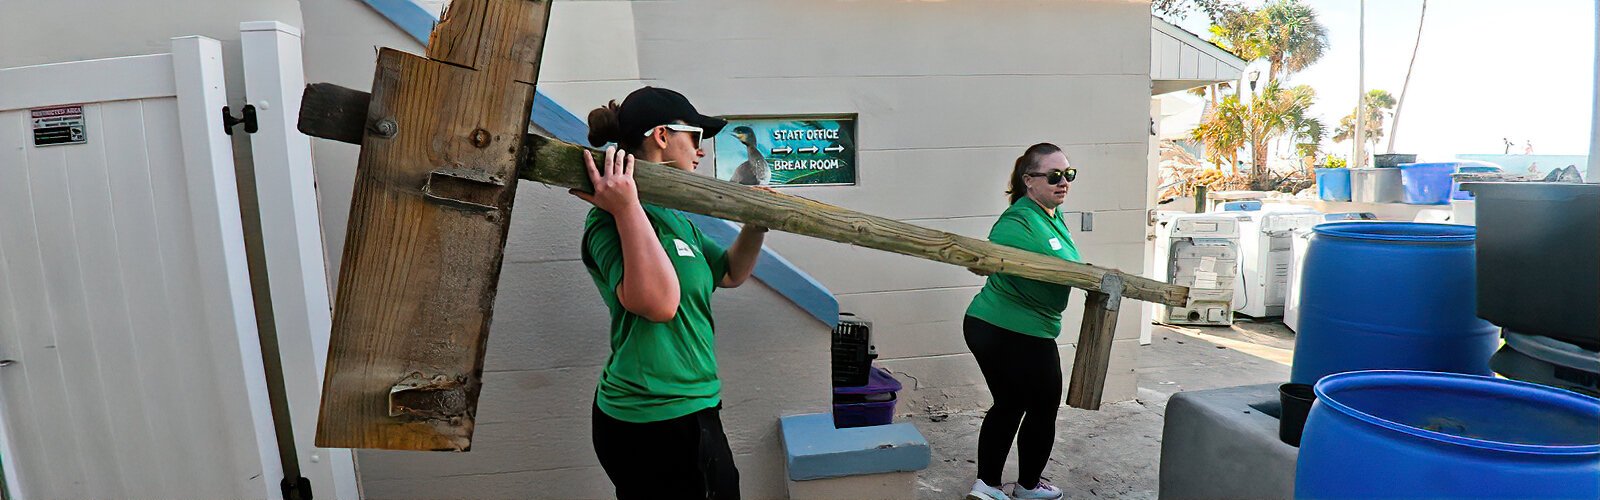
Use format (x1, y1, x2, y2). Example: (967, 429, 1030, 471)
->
(32, 105, 88, 147)
(713, 115, 857, 187)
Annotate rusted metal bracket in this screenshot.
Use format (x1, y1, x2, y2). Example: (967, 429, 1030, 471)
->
(422, 167, 506, 213)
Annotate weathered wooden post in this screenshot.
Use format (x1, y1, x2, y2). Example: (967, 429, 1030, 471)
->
(305, 0, 1187, 451)
(313, 0, 553, 451)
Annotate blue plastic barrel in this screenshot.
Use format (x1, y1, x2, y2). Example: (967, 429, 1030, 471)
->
(1296, 371, 1600, 500)
(1399, 162, 1457, 204)
(1314, 168, 1351, 201)
(1291, 222, 1499, 385)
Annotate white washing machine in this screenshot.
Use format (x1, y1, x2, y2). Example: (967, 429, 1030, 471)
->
(1231, 208, 1323, 318)
(1152, 214, 1240, 326)
(1285, 213, 1374, 332)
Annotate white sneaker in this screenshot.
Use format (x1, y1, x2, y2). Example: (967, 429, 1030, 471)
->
(1010, 478, 1063, 500)
(966, 479, 1010, 500)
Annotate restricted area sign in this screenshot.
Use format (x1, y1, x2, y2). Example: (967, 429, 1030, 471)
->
(713, 115, 856, 187)
(31, 105, 88, 147)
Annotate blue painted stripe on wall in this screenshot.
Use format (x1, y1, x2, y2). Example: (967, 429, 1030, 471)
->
(683, 213, 839, 328)
(361, 0, 589, 145)
(532, 91, 590, 145)
(360, 0, 435, 42)
(360, 0, 839, 326)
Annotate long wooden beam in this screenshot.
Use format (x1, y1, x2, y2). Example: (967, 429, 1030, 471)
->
(522, 135, 1188, 307)
(299, 87, 1188, 306)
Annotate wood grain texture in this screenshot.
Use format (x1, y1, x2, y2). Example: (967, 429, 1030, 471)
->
(522, 134, 1189, 307)
(316, 0, 552, 451)
(1066, 291, 1118, 410)
(296, 82, 370, 145)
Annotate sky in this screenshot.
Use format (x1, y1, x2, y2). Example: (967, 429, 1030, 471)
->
(1168, 0, 1597, 160)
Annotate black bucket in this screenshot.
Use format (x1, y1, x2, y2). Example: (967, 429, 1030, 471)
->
(1373, 153, 1418, 168)
(1278, 383, 1316, 447)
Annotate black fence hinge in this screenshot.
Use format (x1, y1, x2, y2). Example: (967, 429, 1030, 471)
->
(281, 476, 312, 500)
(223, 104, 258, 135)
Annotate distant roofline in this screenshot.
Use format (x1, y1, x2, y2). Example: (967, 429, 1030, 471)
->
(1153, 16, 1249, 72)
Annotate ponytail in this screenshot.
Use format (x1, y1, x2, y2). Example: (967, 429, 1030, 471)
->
(1006, 143, 1063, 204)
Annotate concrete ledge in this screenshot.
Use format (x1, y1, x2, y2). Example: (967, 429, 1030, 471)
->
(788, 470, 917, 500)
(779, 413, 930, 481)
(1158, 383, 1298, 500)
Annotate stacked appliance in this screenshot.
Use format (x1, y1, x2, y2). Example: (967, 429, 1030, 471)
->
(1231, 207, 1324, 318)
(1152, 213, 1240, 326)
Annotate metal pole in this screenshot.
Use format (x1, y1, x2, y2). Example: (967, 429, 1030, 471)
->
(1589, 0, 1600, 182)
(1355, 0, 1367, 168)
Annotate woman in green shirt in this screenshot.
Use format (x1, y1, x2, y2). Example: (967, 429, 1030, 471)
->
(575, 87, 767, 500)
(963, 143, 1079, 500)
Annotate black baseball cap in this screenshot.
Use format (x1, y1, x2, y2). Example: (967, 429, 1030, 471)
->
(618, 87, 727, 142)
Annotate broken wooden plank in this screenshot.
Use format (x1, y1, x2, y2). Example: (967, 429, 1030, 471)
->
(314, 0, 552, 452)
(522, 134, 1189, 307)
(296, 82, 370, 145)
(1065, 276, 1123, 410)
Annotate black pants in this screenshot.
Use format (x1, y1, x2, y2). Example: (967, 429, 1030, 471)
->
(592, 403, 740, 499)
(964, 315, 1063, 489)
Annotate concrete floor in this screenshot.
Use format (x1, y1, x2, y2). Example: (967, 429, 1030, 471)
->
(913, 320, 1293, 499)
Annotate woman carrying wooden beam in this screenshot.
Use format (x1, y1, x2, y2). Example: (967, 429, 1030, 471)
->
(962, 143, 1081, 500)
(572, 87, 764, 500)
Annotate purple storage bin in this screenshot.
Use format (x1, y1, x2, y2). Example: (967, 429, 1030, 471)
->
(832, 366, 901, 428)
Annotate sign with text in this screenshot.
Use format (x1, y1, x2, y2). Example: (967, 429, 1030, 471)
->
(31, 105, 87, 147)
(713, 116, 856, 186)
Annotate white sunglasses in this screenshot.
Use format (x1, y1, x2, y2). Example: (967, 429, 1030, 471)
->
(645, 123, 704, 144)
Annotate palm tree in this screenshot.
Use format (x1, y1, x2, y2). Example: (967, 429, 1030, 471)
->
(1208, 0, 1329, 85)
(1192, 95, 1247, 172)
(1199, 1, 1328, 188)
(1257, 1, 1330, 84)
(1387, 0, 1427, 153)
(1240, 83, 1316, 189)
(1290, 109, 1326, 172)
(1193, 84, 1317, 190)
(1334, 89, 1397, 163)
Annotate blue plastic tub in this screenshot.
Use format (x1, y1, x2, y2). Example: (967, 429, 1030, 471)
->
(1399, 162, 1458, 204)
(833, 366, 901, 428)
(1314, 168, 1352, 201)
(1296, 371, 1600, 499)
(1290, 222, 1499, 385)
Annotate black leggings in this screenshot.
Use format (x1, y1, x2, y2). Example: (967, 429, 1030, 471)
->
(964, 315, 1063, 488)
(592, 403, 740, 499)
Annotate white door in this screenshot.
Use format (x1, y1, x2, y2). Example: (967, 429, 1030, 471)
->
(0, 37, 281, 499)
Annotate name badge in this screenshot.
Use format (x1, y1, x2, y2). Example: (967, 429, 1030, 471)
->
(1048, 238, 1063, 251)
(674, 238, 695, 257)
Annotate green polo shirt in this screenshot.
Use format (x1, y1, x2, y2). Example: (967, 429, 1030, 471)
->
(582, 204, 729, 423)
(965, 198, 1083, 339)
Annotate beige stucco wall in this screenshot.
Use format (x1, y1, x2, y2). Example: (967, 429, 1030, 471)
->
(623, 0, 1155, 411)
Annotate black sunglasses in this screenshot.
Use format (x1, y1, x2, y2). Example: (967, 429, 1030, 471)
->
(1024, 168, 1077, 185)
